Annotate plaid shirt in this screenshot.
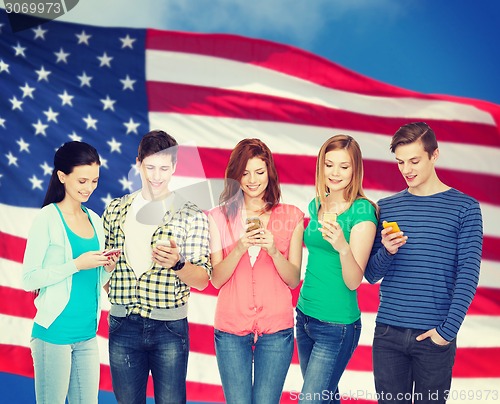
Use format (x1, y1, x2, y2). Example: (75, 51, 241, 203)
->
(103, 190, 211, 318)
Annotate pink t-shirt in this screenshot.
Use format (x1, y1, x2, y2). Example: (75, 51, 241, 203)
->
(209, 204, 304, 337)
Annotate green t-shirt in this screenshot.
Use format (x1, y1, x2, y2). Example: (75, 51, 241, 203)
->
(297, 198, 377, 324)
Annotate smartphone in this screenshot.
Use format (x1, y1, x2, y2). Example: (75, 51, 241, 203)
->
(322, 212, 337, 224)
(246, 217, 262, 232)
(156, 239, 172, 247)
(383, 221, 401, 235)
(103, 248, 121, 256)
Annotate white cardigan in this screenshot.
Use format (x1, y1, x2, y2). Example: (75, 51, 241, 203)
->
(22, 204, 111, 329)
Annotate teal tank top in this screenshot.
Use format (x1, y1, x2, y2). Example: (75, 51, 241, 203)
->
(32, 204, 100, 344)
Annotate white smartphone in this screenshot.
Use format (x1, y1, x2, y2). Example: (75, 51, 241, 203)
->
(103, 248, 121, 256)
(156, 239, 171, 247)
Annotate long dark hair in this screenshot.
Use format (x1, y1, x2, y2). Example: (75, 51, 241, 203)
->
(219, 138, 281, 220)
(42, 141, 101, 207)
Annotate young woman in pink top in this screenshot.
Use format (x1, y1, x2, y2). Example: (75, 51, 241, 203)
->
(209, 138, 304, 404)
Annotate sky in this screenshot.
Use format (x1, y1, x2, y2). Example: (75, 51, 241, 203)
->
(43, 0, 500, 106)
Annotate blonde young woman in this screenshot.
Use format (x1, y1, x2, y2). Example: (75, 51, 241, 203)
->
(296, 135, 377, 403)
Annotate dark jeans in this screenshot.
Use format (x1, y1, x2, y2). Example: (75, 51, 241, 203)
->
(108, 314, 189, 404)
(372, 324, 457, 404)
(295, 309, 362, 404)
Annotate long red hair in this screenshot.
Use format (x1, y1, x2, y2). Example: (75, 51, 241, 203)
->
(219, 138, 281, 219)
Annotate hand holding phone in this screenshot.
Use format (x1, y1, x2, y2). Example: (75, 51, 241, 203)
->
(383, 221, 402, 236)
(156, 239, 172, 247)
(322, 212, 337, 224)
(246, 217, 262, 232)
(102, 248, 121, 257)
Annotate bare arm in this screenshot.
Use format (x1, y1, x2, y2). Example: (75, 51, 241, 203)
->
(320, 220, 376, 290)
(257, 219, 304, 288)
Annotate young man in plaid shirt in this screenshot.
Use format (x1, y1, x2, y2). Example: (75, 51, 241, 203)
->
(103, 130, 212, 404)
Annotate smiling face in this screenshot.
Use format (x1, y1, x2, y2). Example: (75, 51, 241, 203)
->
(395, 140, 438, 193)
(58, 163, 100, 203)
(138, 152, 176, 200)
(323, 149, 353, 194)
(240, 157, 269, 201)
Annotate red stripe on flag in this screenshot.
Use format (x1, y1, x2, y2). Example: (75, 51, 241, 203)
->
(175, 146, 500, 207)
(0, 231, 26, 263)
(148, 81, 500, 148)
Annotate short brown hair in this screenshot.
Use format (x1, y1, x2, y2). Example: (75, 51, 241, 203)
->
(137, 130, 178, 164)
(390, 122, 438, 158)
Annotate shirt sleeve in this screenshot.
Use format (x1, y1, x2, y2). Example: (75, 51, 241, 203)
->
(184, 208, 212, 278)
(364, 205, 394, 284)
(437, 199, 483, 341)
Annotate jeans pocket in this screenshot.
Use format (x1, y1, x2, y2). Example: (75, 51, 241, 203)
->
(427, 336, 452, 349)
(164, 318, 188, 339)
(374, 323, 390, 338)
(108, 315, 124, 334)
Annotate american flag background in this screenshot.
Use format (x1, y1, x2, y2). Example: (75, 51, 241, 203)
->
(1, 8, 500, 403)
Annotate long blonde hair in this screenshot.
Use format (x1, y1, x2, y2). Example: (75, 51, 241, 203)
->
(315, 134, 377, 214)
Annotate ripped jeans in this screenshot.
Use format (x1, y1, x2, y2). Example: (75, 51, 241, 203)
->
(108, 314, 189, 404)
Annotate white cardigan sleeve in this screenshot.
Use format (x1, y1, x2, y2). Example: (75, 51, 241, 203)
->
(22, 207, 78, 292)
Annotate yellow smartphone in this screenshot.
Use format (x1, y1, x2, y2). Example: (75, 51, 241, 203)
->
(322, 212, 337, 224)
(246, 217, 262, 232)
(383, 221, 401, 235)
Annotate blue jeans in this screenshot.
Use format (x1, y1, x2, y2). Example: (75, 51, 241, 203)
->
(372, 323, 457, 404)
(295, 309, 361, 404)
(30, 336, 99, 404)
(108, 314, 189, 404)
(214, 328, 294, 404)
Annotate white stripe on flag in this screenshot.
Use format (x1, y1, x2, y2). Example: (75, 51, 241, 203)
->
(146, 50, 495, 125)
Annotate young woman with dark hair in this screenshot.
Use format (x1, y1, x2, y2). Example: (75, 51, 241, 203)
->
(22, 141, 118, 404)
(209, 138, 304, 404)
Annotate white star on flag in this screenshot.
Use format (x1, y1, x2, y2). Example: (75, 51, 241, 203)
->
(54, 48, 70, 63)
(58, 90, 74, 106)
(77, 71, 92, 87)
(83, 114, 98, 130)
(35, 66, 51, 82)
(100, 155, 108, 169)
(40, 162, 53, 175)
(12, 42, 26, 57)
(120, 75, 136, 90)
(97, 52, 113, 67)
(9, 96, 23, 111)
(43, 107, 59, 123)
(118, 176, 133, 191)
(32, 26, 47, 40)
(101, 193, 113, 207)
(20, 83, 35, 98)
(123, 118, 140, 134)
(0, 59, 9, 73)
(28, 175, 44, 190)
(107, 137, 122, 153)
(100, 95, 116, 111)
(16, 138, 30, 152)
(76, 30, 91, 45)
(68, 131, 82, 141)
(32, 120, 48, 136)
(120, 34, 136, 49)
(5, 152, 18, 166)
